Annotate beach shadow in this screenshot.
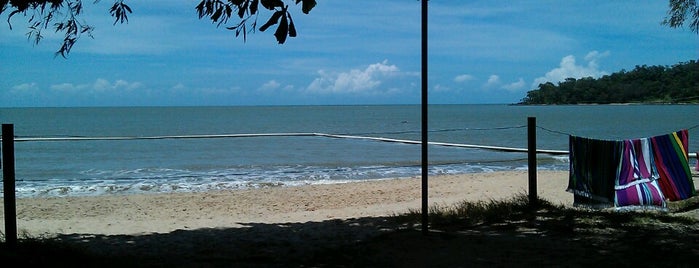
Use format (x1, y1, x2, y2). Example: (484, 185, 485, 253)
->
(5, 204, 699, 267)
(344, 208, 699, 268)
(41, 216, 411, 267)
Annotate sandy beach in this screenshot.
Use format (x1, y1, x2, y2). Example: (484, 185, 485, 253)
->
(3, 170, 574, 236)
(2, 170, 698, 267)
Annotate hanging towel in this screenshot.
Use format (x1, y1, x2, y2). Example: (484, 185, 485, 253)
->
(568, 135, 620, 204)
(651, 129, 695, 201)
(568, 129, 695, 208)
(614, 138, 666, 208)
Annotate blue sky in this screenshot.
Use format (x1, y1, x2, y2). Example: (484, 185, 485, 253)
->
(1, 0, 697, 107)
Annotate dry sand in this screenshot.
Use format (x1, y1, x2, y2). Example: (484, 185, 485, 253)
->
(2, 170, 574, 236)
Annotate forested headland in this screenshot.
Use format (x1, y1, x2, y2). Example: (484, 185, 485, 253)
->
(518, 60, 698, 104)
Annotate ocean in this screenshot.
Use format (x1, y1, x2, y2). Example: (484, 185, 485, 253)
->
(1, 104, 697, 198)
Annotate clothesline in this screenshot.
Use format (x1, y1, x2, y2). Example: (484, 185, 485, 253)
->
(537, 123, 699, 138)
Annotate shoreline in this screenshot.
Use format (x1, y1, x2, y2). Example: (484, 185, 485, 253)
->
(2, 170, 575, 236)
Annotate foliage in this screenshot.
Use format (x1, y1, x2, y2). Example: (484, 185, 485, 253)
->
(519, 60, 699, 105)
(195, 0, 316, 44)
(0, 0, 316, 57)
(663, 0, 699, 33)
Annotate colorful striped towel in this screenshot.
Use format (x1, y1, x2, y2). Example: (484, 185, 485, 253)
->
(569, 129, 695, 208)
(614, 138, 666, 208)
(651, 129, 695, 201)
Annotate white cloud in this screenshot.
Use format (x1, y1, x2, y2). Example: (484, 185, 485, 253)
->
(197, 86, 242, 95)
(258, 80, 281, 93)
(585, 50, 610, 66)
(484, 75, 501, 88)
(50, 78, 143, 93)
(432, 84, 450, 92)
(11, 82, 39, 93)
(50, 82, 87, 93)
(532, 51, 610, 87)
(306, 60, 400, 94)
(502, 78, 525, 91)
(454, 74, 475, 83)
(171, 83, 186, 91)
(478, 75, 526, 92)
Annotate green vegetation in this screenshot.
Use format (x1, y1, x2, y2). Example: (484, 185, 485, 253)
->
(519, 59, 699, 105)
(0, 0, 316, 57)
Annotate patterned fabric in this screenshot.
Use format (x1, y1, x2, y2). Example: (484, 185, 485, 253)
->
(614, 138, 666, 207)
(568, 129, 695, 209)
(614, 180, 666, 207)
(651, 129, 695, 201)
(568, 135, 620, 205)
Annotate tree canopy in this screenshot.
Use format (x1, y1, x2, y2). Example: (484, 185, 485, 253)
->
(662, 0, 699, 33)
(0, 0, 316, 57)
(1, 0, 696, 58)
(518, 60, 699, 105)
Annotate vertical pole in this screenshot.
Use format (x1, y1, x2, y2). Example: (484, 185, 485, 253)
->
(2, 124, 17, 248)
(527, 117, 537, 205)
(420, 0, 429, 235)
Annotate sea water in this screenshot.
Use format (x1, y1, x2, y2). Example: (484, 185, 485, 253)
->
(1, 104, 697, 197)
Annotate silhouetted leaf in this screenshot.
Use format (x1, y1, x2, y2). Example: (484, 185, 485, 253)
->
(5, 0, 318, 56)
(288, 13, 296, 37)
(7, 9, 21, 29)
(274, 13, 288, 44)
(211, 7, 223, 22)
(296, 0, 316, 14)
(109, 2, 132, 25)
(195, 1, 206, 18)
(225, 5, 232, 19)
(250, 0, 259, 15)
(0, 0, 9, 13)
(237, 0, 248, 18)
(122, 3, 132, 13)
(74, 1, 83, 14)
(261, 0, 284, 10)
(243, 23, 247, 41)
(259, 10, 283, 32)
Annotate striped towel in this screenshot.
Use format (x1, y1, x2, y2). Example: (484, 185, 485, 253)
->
(614, 138, 666, 208)
(569, 129, 695, 208)
(652, 129, 695, 201)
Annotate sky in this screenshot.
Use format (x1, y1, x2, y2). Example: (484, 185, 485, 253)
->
(1, 0, 697, 107)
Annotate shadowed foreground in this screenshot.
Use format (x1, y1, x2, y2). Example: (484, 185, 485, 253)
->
(2, 195, 698, 267)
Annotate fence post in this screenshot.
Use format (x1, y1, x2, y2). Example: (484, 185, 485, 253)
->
(2, 124, 17, 249)
(527, 117, 537, 205)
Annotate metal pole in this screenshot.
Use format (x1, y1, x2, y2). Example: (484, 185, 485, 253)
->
(421, 0, 429, 235)
(2, 124, 17, 248)
(527, 117, 537, 205)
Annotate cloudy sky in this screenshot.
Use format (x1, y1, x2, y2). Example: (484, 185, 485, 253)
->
(1, 0, 696, 107)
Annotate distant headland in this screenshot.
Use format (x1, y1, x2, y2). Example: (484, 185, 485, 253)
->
(518, 60, 698, 105)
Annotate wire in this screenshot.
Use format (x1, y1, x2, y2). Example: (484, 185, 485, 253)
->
(536, 125, 573, 136)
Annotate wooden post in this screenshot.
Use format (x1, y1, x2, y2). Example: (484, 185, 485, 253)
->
(420, 0, 429, 235)
(527, 117, 537, 205)
(2, 124, 17, 248)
